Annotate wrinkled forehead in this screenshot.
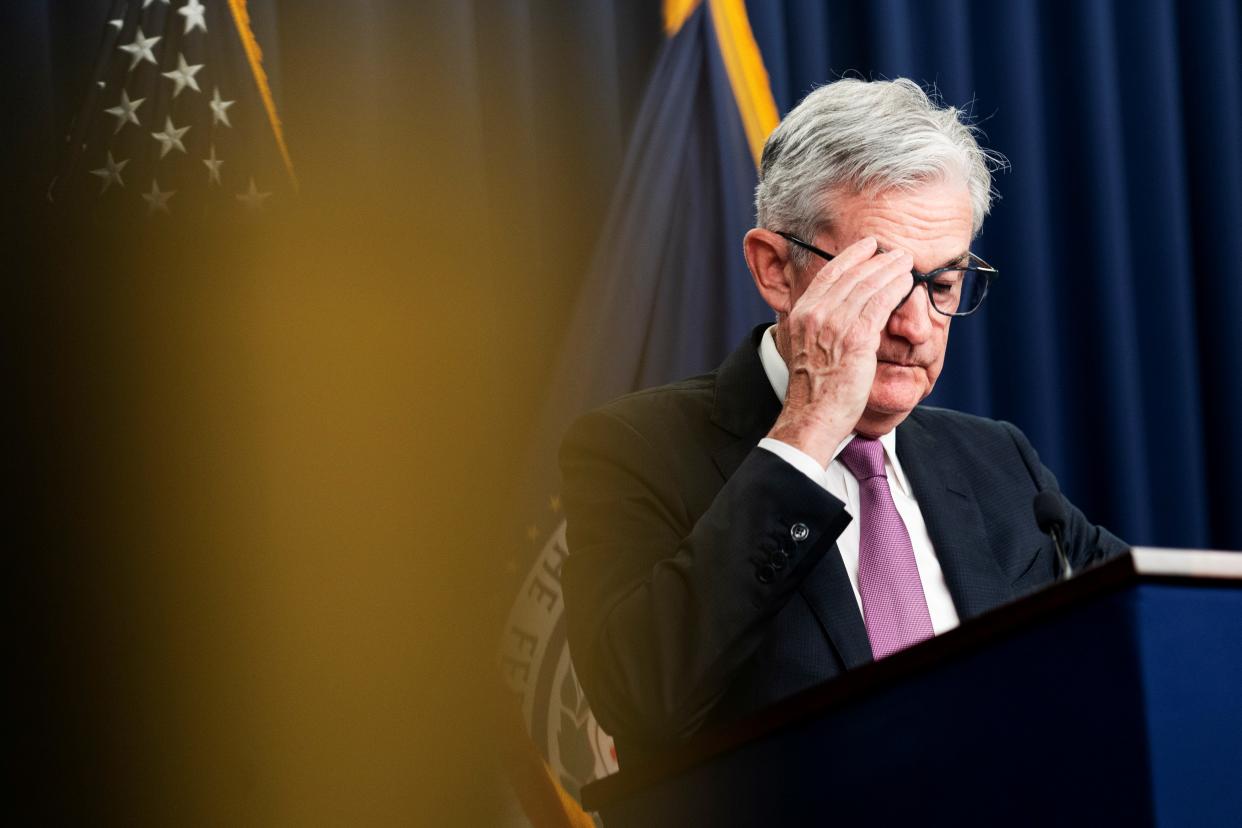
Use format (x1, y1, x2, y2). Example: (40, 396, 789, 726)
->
(826, 181, 974, 271)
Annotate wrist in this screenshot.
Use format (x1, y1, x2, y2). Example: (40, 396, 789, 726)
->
(767, 408, 852, 468)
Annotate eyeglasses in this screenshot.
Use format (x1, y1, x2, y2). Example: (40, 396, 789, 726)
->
(776, 231, 998, 318)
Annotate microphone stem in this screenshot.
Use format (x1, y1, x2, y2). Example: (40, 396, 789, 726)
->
(1050, 527, 1073, 581)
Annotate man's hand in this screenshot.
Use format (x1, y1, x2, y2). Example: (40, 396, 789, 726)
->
(767, 237, 914, 466)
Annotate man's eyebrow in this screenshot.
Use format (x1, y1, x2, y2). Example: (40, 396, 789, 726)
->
(874, 247, 972, 271)
(934, 250, 972, 270)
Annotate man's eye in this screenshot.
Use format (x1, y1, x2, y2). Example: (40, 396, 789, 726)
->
(930, 278, 960, 294)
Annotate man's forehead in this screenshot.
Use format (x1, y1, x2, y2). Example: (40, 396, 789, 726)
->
(829, 183, 974, 267)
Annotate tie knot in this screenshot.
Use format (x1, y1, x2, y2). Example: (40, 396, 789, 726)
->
(838, 436, 887, 481)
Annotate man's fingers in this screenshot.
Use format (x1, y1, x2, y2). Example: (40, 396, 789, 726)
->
(857, 263, 919, 328)
(795, 236, 879, 306)
(795, 244, 901, 325)
(834, 249, 913, 323)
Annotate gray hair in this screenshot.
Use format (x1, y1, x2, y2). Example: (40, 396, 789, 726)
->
(755, 78, 1005, 268)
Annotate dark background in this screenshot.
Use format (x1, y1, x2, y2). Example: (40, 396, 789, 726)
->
(11, 1, 1240, 825)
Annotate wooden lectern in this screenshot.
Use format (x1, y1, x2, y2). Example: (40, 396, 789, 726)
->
(580, 549, 1242, 827)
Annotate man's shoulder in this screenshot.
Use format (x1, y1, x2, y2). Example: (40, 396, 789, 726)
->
(579, 371, 720, 436)
(907, 405, 1033, 461)
(910, 404, 1012, 433)
(558, 370, 732, 494)
(573, 325, 771, 440)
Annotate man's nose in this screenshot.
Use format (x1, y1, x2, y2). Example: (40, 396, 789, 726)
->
(887, 281, 934, 344)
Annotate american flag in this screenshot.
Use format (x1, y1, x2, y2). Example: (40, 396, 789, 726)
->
(50, 0, 296, 217)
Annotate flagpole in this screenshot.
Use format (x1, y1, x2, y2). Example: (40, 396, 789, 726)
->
(225, 0, 299, 191)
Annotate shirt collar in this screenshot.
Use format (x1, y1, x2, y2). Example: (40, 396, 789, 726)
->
(758, 325, 914, 497)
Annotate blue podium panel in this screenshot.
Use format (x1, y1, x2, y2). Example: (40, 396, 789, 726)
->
(1135, 585, 1242, 827)
(589, 557, 1242, 827)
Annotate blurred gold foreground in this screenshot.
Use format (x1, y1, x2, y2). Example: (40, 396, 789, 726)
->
(30, 70, 591, 828)
(37, 225, 508, 824)
(18, 4, 658, 821)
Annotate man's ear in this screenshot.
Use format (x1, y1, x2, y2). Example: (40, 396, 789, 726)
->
(744, 228, 797, 315)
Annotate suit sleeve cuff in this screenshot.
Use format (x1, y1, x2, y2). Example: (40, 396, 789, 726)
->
(758, 438, 830, 491)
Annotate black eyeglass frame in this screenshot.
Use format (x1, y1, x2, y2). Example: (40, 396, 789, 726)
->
(775, 231, 999, 318)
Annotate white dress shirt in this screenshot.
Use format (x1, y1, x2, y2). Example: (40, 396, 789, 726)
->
(755, 325, 961, 635)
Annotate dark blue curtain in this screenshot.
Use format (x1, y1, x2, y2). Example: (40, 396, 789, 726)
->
(744, 0, 1242, 550)
(19, 3, 1235, 551)
(15, 1, 1241, 601)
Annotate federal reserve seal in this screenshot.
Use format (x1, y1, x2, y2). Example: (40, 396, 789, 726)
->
(499, 519, 619, 804)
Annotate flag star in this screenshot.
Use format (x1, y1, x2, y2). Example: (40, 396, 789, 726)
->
(104, 90, 145, 133)
(152, 116, 190, 158)
(178, 0, 208, 34)
(89, 152, 129, 193)
(143, 0, 170, 7)
(236, 177, 272, 210)
(162, 53, 204, 98)
(108, 19, 124, 30)
(209, 87, 235, 127)
(142, 179, 174, 214)
(118, 27, 161, 71)
(203, 145, 224, 185)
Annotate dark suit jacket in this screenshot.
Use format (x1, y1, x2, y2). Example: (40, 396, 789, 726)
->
(560, 325, 1126, 764)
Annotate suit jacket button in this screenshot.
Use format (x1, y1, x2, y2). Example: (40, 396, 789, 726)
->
(770, 548, 789, 570)
(756, 563, 776, 584)
(790, 522, 810, 542)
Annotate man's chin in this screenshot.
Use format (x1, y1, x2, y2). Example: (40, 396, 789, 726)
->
(872, 373, 929, 408)
(859, 380, 930, 433)
(857, 408, 917, 439)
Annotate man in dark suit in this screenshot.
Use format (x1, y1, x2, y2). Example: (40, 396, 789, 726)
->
(559, 78, 1126, 764)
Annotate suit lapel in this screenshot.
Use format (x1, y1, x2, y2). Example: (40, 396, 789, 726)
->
(897, 413, 1013, 620)
(708, 326, 873, 667)
(796, 549, 874, 668)
(709, 325, 783, 482)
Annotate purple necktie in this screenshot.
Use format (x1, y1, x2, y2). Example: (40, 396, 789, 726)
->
(838, 436, 934, 659)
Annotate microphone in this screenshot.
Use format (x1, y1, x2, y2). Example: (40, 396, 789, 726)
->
(1032, 491, 1073, 581)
